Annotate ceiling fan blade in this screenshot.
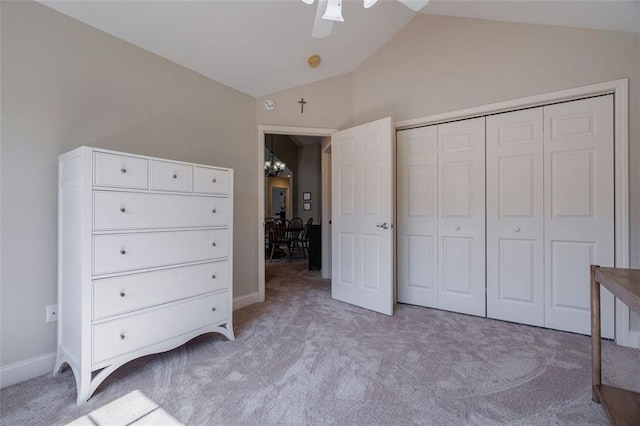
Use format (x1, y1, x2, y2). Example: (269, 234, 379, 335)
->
(312, 0, 333, 38)
(397, 0, 430, 12)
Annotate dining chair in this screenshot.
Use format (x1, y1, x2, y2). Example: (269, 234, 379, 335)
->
(268, 221, 293, 262)
(289, 217, 305, 257)
(299, 218, 313, 258)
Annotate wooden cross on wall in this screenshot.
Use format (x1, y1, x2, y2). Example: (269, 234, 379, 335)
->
(298, 98, 307, 114)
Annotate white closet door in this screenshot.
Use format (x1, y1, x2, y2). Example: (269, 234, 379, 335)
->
(437, 118, 486, 317)
(487, 108, 544, 326)
(397, 126, 438, 308)
(544, 95, 615, 338)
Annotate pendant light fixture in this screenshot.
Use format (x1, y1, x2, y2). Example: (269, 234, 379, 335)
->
(264, 134, 287, 178)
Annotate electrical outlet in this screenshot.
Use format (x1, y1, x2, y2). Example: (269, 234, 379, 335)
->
(46, 304, 57, 323)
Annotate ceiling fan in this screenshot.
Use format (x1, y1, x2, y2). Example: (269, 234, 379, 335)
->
(303, 0, 430, 38)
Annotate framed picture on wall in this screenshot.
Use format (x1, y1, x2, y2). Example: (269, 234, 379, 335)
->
(303, 192, 311, 201)
(303, 202, 311, 211)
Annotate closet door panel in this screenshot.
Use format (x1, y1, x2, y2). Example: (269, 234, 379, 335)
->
(486, 108, 544, 326)
(397, 126, 438, 307)
(437, 118, 485, 317)
(544, 95, 615, 338)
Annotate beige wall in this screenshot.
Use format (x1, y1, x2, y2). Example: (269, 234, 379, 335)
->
(352, 14, 640, 270)
(1, 2, 257, 366)
(256, 73, 353, 130)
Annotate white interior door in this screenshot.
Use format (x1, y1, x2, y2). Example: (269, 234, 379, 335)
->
(487, 108, 544, 326)
(397, 125, 438, 308)
(437, 117, 486, 317)
(331, 117, 394, 315)
(544, 95, 615, 338)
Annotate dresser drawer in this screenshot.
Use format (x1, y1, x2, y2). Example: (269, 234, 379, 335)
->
(93, 291, 228, 364)
(93, 261, 229, 320)
(94, 153, 148, 189)
(94, 192, 229, 231)
(150, 160, 193, 192)
(93, 229, 229, 275)
(195, 167, 229, 195)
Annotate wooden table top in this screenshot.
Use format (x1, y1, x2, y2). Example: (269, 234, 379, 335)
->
(595, 267, 640, 315)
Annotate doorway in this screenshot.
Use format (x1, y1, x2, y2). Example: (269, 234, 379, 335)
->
(258, 126, 337, 302)
(270, 186, 289, 219)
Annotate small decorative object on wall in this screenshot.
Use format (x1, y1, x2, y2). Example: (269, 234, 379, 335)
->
(303, 192, 311, 201)
(303, 202, 311, 211)
(264, 99, 276, 111)
(298, 98, 307, 114)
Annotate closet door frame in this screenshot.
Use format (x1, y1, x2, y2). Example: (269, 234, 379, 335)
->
(395, 78, 633, 348)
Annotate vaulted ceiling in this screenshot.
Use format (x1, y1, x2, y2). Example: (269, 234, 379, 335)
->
(40, 1, 640, 97)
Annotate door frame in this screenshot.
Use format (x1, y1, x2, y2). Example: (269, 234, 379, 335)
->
(257, 125, 337, 303)
(321, 141, 332, 279)
(395, 78, 632, 347)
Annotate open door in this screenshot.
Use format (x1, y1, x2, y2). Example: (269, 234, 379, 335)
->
(331, 117, 394, 315)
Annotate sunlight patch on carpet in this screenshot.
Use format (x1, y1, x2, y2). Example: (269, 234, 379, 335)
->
(67, 390, 182, 425)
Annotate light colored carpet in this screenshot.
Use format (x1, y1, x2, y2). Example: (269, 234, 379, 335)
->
(2, 260, 639, 425)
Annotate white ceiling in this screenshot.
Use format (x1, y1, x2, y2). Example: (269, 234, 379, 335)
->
(40, 1, 640, 98)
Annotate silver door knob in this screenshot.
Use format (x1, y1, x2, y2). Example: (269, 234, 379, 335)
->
(376, 223, 389, 230)
(172, 174, 177, 179)
(120, 334, 125, 340)
(120, 249, 126, 255)
(120, 291, 125, 298)
(211, 307, 216, 312)
(515, 227, 521, 232)
(212, 178, 217, 183)
(211, 274, 216, 279)
(455, 225, 461, 231)
(212, 209, 217, 214)
(120, 168, 127, 173)
(212, 242, 217, 247)
(120, 207, 126, 213)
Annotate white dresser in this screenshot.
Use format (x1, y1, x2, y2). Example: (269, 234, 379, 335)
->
(54, 147, 234, 405)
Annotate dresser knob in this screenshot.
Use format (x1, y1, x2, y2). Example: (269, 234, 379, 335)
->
(211, 274, 216, 279)
(120, 207, 126, 213)
(120, 168, 127, 174)
(515, 227, 521, 233)
(212, 209, 217, 214)
(172, 174, 177, 179)
(212, 242, 216, 247)
(212, 178, 217, 183)
(211, 307, 216, 312)
(120, 334, 125, 340)
(455, 225, 461, 231)
(120, 249, 126, 255)
(120, 291, 125, 298)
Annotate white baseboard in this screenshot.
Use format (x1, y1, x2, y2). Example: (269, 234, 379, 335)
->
(233, 292, 261, 311)
(0, 351, 56, 389)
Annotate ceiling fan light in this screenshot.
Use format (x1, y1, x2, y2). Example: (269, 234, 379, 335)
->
(301, 0, 315, 4)
(322, 0, 344, 22)
(363, 0, 378, 9)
